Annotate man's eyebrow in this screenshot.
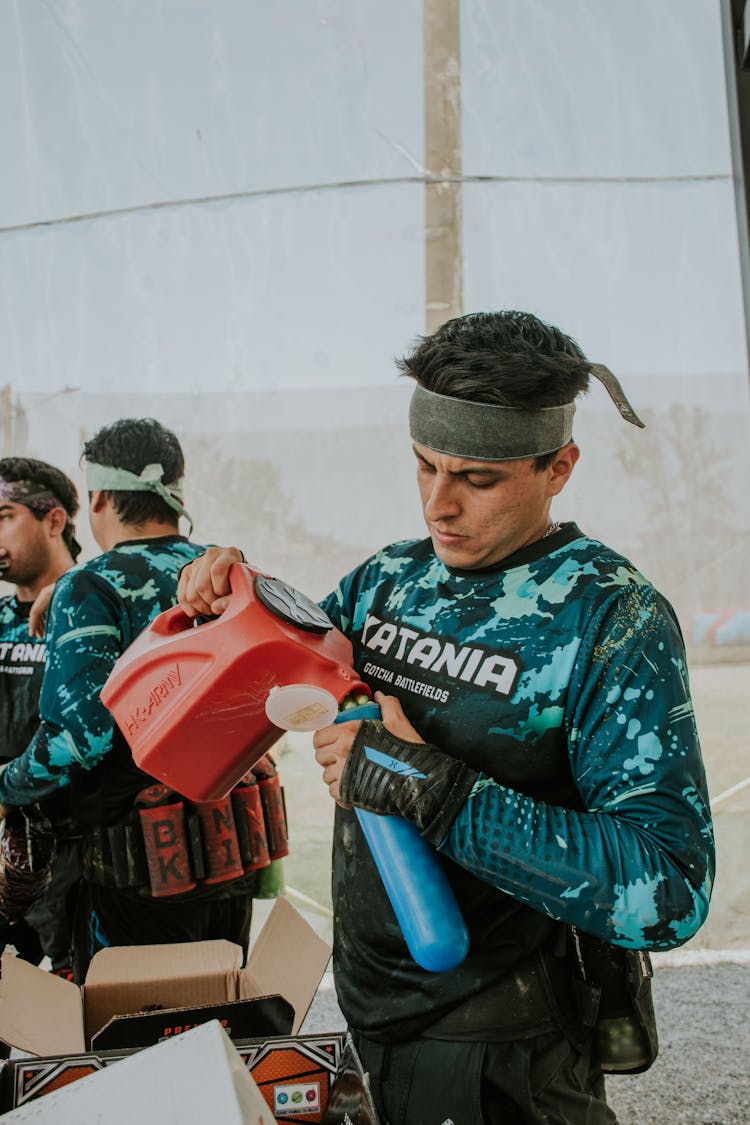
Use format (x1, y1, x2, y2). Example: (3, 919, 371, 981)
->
(413, 448, 505, 477)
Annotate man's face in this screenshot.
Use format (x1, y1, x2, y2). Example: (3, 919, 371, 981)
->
(0, 501, 54, 589)
(413, 441, 578, 570)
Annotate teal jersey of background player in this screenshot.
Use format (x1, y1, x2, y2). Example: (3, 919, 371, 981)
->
(321, 522, 715, 1040)
(0, 535, 206, 820)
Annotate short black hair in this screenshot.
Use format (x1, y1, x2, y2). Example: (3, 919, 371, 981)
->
(82, 418, 185, 528)
(399, 311, 591, 406)
(398, 310, 592, 469)
(0, 456, 81, 560)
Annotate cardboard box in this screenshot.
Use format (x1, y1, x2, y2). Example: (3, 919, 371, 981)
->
(0, 1030, 381, 1123)
(0, 1020, 278, 1124)
(0, 896, 331, 1057)
(0, 1031, 349, 1121)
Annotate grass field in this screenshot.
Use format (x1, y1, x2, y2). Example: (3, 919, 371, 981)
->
(276, 663, 750, 949)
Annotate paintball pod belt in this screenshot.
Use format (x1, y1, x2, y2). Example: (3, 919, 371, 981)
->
(82, 758, 288, 899)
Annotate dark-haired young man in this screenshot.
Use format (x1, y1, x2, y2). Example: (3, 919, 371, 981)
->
(0, 458, 82, 972)
(177, 312, 714, 1124)
(0, 420, 265, 981)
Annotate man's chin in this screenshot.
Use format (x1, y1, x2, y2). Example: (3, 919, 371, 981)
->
(431, 537, 479, 569)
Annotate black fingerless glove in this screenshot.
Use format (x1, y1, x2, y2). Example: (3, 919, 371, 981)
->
(339, 720, 477, 847)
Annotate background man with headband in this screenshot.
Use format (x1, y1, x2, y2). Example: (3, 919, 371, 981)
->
(0, 457, 82, 975)
(0, 419, 266, 981)
(177, 311, 714, 1125)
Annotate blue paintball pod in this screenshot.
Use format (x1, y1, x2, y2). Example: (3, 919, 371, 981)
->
(334, 701, 469, 973)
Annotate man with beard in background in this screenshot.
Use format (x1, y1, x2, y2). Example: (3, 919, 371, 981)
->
(0, 457, 82, 976)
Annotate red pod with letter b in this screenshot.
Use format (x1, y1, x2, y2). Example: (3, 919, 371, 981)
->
(137, 792, 197, 898)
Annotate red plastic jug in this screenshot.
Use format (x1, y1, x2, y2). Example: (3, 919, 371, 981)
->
(100, 563, 368, 801)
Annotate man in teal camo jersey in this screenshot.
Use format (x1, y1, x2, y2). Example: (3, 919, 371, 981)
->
(177, 311, 714, 1125)
(0, 457, 82, 973)
(0, 419, 261, 982)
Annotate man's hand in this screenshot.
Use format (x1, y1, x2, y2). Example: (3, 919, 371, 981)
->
(313, 691, 424, 804)
(176, 547, 244, 618)
(28, 583, 55, 639)
(313, 719, 357, 805)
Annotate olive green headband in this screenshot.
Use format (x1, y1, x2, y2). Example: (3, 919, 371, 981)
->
(85, 461, 193, 533)
(409, 363, 644, 462)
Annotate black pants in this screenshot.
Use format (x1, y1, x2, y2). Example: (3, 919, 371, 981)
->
(0, 917, 43, 964)
(72, 877, 256, 983)
(25, 836, 83, 971)
(351, 1032, 618, 1125)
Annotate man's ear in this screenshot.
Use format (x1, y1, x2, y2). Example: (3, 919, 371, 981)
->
(89, 489, 107, 513)
(546, 443, 580, 497)
(45, 506, 68, 539)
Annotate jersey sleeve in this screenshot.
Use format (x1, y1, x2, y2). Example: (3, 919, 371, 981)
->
(319, 571, 355, 634)
(0, 569, 124, 806)
(320, 544, 412, 636)
(320, 560, 366, 635)
(438, 583, 715, 950)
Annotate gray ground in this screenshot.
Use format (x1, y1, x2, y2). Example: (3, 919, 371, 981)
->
(300, 960, 750, 1125)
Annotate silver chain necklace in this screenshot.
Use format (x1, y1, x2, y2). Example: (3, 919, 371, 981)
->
(542, 521, 561, 540)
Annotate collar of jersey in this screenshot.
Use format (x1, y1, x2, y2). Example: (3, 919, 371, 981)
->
(112, 534, 191, 550)
(438, 522, 584, 579)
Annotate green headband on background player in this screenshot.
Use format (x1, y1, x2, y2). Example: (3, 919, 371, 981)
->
(85, 461, 193, 534)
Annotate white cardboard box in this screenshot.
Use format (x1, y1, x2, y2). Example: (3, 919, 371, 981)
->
(0, 1019, 277, 1123)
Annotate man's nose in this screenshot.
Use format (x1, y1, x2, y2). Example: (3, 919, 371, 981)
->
(424, 475, 460, 520)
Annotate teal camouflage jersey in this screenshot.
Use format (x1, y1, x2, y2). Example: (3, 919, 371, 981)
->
(321, 523, 714, 1039)
(0, 595, 48, 763)
(0, 536, 206, 819)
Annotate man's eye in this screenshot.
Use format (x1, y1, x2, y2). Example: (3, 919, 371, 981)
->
(466, 477, 495, 489)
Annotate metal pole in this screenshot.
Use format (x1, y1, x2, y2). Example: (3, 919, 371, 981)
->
(720, 0, 750, 379)
(424, 0, 463, 334)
